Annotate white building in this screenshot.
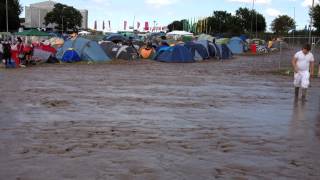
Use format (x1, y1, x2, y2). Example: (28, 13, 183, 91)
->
(25, 0, 88, 29)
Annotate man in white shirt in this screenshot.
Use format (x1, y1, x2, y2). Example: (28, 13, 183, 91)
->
(292, 44, 315, 101)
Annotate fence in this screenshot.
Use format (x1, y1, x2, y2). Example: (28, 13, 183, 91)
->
(276, 36, 320, 70)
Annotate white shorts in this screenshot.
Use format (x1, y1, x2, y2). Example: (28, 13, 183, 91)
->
(294, 71, 310, 88)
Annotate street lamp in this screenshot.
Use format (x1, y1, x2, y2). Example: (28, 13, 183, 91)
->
(62, 7, 66, 34)
(6, 0, 9, 32)
(309, 0, 315, 44)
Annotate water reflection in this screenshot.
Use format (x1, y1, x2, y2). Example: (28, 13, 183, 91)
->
(290, 96, 320, 142)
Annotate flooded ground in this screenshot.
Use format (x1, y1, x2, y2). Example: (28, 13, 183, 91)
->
(0, 50, 320, 180)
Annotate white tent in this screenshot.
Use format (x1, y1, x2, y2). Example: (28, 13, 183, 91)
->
(78, 31, 91, 35)
(167, 31, 193, 36)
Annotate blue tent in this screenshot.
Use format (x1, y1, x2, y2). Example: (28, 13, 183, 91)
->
(216, 44, 233, 59)
(61, 49, 81, 63)
(153, 45, 194, 63)
(57, 37, 111, 62)
(184, 42, 209, 60)
(227, 37, 246, 54)
(208, 42, 221, 59)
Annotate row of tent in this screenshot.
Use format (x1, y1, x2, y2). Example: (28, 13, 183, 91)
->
(53, 37, 233, 63)
(153, 41, 232, 63)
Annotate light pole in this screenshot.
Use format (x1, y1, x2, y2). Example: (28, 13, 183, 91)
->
(6, 0, 9, 32)
(309, 0, 315, 44)
(62, 7, 66, 34)
(250, 0, 255, 38)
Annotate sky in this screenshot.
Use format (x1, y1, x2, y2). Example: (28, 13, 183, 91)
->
(20, 0, 317, 31)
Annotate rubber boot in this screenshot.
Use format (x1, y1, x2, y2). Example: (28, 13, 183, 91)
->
(295, 87, 300, 99)
(301, 88, 307, 102)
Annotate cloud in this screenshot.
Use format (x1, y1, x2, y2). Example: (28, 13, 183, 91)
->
(145, 0, 179, 7)
(90, 0, 111, 6)
(302, 0, 319, 7)
(227, 0, 271, 4)
(266, 8, 282, 17)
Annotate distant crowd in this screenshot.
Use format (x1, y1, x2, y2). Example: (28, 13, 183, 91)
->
(0, 37, 58, 68)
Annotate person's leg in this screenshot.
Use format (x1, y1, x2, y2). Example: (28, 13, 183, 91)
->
(301, 71, 310, 101)
(295, 87, 300, 98)
(293, 73, 301, 99)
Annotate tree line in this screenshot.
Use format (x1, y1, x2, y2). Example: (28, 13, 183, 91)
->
(2, 0, 320, 36)
(168, 4, 320, 36)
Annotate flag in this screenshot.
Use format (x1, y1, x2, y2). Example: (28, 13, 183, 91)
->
(144, 21, 149, 31)
(94, 20, 97, 30)
(108, 20, 111, 29)
(102, 21, 105, 30)
(124, 21, 127, 30)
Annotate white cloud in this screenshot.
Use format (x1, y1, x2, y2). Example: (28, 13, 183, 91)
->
(228, 0, 271, 4)
(266, 8, 282, 17)
(90, 0, 111, 6)
(302, 0, 319, 7)
(145, 0, 179, 7)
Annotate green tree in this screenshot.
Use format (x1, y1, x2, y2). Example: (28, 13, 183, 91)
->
(44, 3, 82, 32)
(236, 7, 266, 33)
(0, 0, 22, 31)
(271, 15, 295, 35)
(310, 4, 320, 33)
(167, 20, 189, 32)
(204, 11, 242, 35)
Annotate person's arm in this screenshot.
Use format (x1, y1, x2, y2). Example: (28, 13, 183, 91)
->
(292, 56, 298, 73)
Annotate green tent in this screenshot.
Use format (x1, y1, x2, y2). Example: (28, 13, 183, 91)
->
(216, 38, 230, 45)
(15, 29, 51, 37)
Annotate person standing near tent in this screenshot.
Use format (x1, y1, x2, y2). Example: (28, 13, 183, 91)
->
(292, 44, 315, 101)
(0, 39, 3, 64)
(3, 40, 12, 67)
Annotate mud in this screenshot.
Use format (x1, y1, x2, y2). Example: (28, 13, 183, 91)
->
(0, 49, 320, 180)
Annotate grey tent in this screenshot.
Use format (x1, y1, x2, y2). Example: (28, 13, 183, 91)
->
(100, 41, 121, 59)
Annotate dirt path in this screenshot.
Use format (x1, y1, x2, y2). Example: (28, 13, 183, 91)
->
(0, 52, 320, 180)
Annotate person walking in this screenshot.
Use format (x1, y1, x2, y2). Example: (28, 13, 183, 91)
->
(292, 44, 315, 101)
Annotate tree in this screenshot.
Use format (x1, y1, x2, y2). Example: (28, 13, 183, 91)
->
(44, 3, 82, 32)
(271, 15, 295, 35)
(168, 20, 186, 32)
(0, 0, 22, 31)
(236, 7, 266, 33)
(310, 4, 320, 33)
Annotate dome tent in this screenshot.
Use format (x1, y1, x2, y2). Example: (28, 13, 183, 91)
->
(57, 37, 111, 62)
(100, 41, 121, 59)
(184, 41, 209, 61)
(153, 45, 194, 63)
(227, 37, 247, 54)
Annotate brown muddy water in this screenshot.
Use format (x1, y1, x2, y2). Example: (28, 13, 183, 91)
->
(0, 53, 320, 180)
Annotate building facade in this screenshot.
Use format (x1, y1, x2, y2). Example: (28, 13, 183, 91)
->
(25, 0, 88, 30)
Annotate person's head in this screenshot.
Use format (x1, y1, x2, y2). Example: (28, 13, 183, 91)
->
(70, 29, 78, 39)
(146, 42, 153, 49)
(302, 44, 311, 54)
(17, 37, 22, 43)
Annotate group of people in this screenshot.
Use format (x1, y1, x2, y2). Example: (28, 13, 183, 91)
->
(0, 37, 34, 68)
(0, 36, 59, 68)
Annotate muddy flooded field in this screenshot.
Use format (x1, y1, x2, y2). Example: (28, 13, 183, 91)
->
(0, 50, 320, 180)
